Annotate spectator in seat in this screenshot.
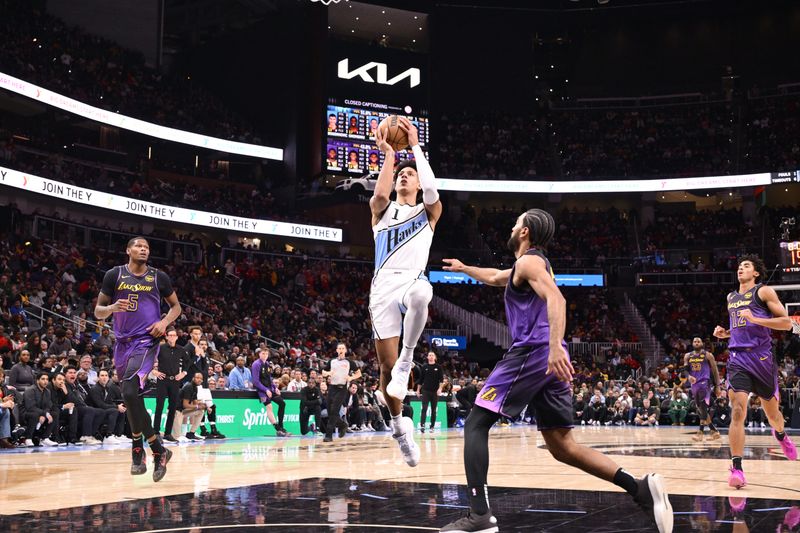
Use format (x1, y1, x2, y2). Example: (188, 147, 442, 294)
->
(21, 373, 58, 447)
(587, 389, 607, 425)
(174, 372, 207, 442)
(63, 366, 103, 445)
(362, 381, 384, 431)
(574, 393, 586, 425)
(345, 382, 366, 431)
(79, 355, 99, 386)
(299, 377, 323, 435)
(456, 379, 478, 414)
(287, 369, 307, 392)
(668, 387, 688, 426)
(747, 396, 767, 429)
(713, 396, 731, 428)
(634, 398, 659, 426)
(49, 329, 72, 359)
(9, 349, 35, 392)
(0, 369, 16, 448)
(95, 328, 114, 350)
(49, 372, 78, 445)
(227, 356, 252, 391)
(89, 369, 129, 443)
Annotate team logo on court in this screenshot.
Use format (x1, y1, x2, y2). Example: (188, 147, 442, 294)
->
(480, 387, 498, 402)
(145, 275, 155, 282)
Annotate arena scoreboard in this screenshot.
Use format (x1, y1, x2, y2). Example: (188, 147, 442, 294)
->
(780, 241, 800, 281)
(325, 100, 429, 174)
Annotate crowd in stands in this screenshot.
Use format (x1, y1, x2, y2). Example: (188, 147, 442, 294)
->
(0, 0, 264, 144)
(437, 93, 800, 180)
(477, 206, 632, 269)
(437, 111, 555, 180)
(552, 103, 736, 179)
(437, 283, 639, 344)
(742, 93, 800, 173)
(641, 207, 749, 251)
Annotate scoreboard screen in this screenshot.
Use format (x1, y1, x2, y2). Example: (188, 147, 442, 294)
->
(325, 99, 429, 174)
(780, 241, 800, 281)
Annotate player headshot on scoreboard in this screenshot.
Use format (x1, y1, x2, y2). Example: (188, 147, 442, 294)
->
(347, 150, 360, 170)
(327, 146, 339, 169)
(368, 117, 379, 138)
(327, 114, 338, 133)
(348, 115, 360, 136)
(367, 150, 380, 172)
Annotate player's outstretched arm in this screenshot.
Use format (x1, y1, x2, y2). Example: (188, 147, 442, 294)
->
(442, 258, 510, 287)
(370, 125, 395, 221)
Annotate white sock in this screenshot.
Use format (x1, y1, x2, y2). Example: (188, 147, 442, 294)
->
(391, 414, 404, 435)
(398, 345, 414, 365)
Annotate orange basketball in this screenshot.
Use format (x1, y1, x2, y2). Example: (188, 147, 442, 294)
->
(378, 115, 409, 152)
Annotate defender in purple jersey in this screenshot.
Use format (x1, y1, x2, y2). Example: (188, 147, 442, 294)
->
(713, 255, 796, 490)
(682, 337, 721, 442)
(439, 209, 673, 533)
(95, 237, 182, 482)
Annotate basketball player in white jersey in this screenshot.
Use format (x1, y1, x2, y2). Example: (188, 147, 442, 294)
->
(370, 117, 441, 466)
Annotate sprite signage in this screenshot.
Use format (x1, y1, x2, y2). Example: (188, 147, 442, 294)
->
(144, 397, 303, 437)
(144, 396, 448, 436)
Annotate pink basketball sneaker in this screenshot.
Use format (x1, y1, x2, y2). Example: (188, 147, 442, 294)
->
(773, 430, 798, 461)
(728, 467, 746, 489)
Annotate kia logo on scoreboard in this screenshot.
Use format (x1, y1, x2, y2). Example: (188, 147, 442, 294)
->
(428, 335, 467, 351)
(337, 58, 421, 88)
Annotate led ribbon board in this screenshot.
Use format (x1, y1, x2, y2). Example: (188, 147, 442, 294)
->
(0, 72, 283, 160)
(0, 166, 342, 242)
(436, 173, 776, 193)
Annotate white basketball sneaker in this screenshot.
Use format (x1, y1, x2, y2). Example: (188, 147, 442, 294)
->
(386, 359, 412, 400)
(392, 416, 420, 467)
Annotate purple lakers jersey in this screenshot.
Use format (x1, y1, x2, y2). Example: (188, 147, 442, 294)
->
(686, 350, 711, 383)
(100, 265, 174, 339)
(505, 249, 567, 349)
(727, 284, 773, 352)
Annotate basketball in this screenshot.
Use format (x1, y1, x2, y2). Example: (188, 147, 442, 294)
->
(378, 115, 409, 152)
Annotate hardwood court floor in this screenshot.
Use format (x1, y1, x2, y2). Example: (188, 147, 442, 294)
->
(0, 425, 798, 531)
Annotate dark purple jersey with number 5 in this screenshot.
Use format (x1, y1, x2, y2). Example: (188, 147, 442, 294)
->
(100, 265, 174, 339)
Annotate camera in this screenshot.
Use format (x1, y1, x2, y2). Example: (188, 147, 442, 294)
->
(780, 217, 796, 240)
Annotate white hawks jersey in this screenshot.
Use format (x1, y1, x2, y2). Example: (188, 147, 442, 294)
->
(372, 201, 433, 272)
